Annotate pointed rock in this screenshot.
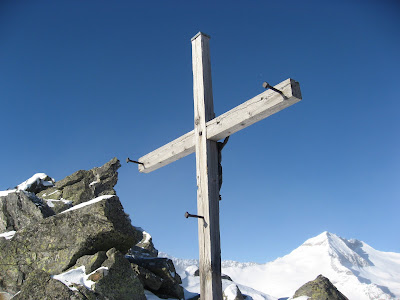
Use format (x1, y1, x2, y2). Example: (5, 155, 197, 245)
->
(92, 248, 146, 300)
(37, 157, 121, 206)
(293, 275, 348, 300)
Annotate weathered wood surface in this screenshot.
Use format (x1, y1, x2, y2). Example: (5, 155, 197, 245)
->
(138, 78, 301, 173)
(192, 32, 222, 300)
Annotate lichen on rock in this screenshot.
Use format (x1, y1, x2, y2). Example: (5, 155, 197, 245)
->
(0, 191, 54, 233)
(37, 157, 121, 206)
(293, 274, 349, 300)
(0, 194, 139, 294)
(0, 158, 184, 300)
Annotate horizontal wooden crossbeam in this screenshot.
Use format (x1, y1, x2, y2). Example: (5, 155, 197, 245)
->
(138, 78, 302, 173)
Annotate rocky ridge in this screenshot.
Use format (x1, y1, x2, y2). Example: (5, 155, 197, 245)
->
(0, 158, 183, 300)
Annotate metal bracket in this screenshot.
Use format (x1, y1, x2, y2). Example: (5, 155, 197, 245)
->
(185, 212, 204, 219)
(262, 82, 285, 96)
(126, 157, 144, 166)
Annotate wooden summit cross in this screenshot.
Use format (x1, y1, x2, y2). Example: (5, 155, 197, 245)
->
(134, 32, 302, 299)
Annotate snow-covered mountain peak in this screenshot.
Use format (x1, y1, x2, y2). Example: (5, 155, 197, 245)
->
(301, 231, 332, 246)
(219, 232, 400, 300)
(300, 231, 372, 268)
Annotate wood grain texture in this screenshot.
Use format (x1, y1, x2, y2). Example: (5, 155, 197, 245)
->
(138, 78, 301, 173)
(192, 32, 222, 300)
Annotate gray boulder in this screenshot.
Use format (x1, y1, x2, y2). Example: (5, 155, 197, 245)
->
(0, 191, 54, 233)
(92, 248, 146, 300)
(293, 274, 349, 300)
(12, 270, 90, 300)
(0, 195, 140, 294)
(131, 263, 164, 292)
(72, 251, 108, 274)
(37, 157, 121, 206)
(128, 226, 159, 258)
(128, 257, 184, 299)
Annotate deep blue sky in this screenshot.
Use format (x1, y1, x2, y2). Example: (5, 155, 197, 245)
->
(1, 1, 399, 263)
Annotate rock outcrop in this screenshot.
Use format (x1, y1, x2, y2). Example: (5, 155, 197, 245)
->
(0, 191, 54, 232)
(129, 226, 159, 258)
(0, 158, 184, 300)
(37, 157, 120, 206)
(292, 274, 349, 300)
(12, 270, 89, 300)
(90, 248, 146, 300)
(0, 195, 139, 295)
(128, 257, 184, 299)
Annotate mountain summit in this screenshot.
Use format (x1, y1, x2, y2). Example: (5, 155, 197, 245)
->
(220, 231, 400, 299)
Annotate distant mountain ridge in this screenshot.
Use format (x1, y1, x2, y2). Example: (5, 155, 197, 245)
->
(164, 232, 400, 300)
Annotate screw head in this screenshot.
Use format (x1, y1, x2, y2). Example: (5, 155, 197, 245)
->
(262, 82, 270, 89)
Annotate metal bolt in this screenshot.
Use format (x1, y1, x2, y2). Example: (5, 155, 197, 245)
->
(262, 82, 284, 96)
(185, 212, 204, 219)
(126, 157, 144, 166)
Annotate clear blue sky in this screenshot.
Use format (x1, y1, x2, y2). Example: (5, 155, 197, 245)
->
(1, 1, 399, 263)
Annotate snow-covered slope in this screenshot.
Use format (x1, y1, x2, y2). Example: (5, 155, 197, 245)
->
(164, 232, 400, 300)
(224, 232, 400, 300)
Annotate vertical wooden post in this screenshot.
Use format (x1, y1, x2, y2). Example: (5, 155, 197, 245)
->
(191, 32, 222, 300)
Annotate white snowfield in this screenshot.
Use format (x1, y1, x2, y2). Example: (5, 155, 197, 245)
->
(163, 232, 400, 300)
(222, 232, 400, 300)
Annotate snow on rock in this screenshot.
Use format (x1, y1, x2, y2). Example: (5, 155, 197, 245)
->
(52, 266, 108, 291)
(16, 173, 54, 192)
(45, 199, 73, 208)
(224, 283, 243, 300)
(60, 195, 114, 214)
(140, 228, 152, 244)
(0, 231, 16, 240)
(0, 189, 16, 197)
(0, 173, 54, 198)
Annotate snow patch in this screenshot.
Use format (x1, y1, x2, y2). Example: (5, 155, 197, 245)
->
(224, 283, 240, 300)
(0, 189, 16, 196)
(45, 199, 73, 208)
(0, 231, 16, 240)
(89, 180, 99, 186)
(44, 190, 61, 197)
(60, 195, 114, 214)
(16, 173, 54, 191)
(52, 266, 108, 291)
(135, 227, 152, 244)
